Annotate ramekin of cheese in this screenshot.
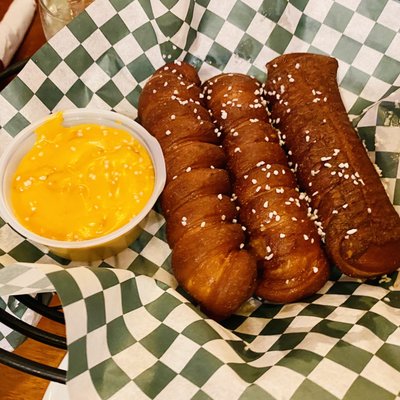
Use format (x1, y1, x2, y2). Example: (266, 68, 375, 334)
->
(0, 109, 166, 261)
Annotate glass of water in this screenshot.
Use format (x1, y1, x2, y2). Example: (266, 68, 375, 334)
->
(38, 0, 92, 40)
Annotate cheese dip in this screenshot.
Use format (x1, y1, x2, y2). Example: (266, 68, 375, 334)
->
(11, 112, 155, 241)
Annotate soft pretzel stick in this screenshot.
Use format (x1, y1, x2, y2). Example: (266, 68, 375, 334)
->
(138, 62, 257, 319)
(265, 53, 400, 278)
(203, 73, 329, 303)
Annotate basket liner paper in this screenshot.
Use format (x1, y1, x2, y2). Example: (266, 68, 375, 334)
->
(0, 0, 399, 398)
(0, 263, 399, 399)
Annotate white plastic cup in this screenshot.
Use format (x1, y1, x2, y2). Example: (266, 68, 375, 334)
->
(0, 109, 166, 261)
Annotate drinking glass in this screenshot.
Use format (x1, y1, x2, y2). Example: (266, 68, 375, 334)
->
(38, 0, 92, 40)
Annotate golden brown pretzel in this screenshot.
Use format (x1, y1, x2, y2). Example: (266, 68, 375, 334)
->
(265, 53, 400, 278)
(203, 73, 329, 303)
(138, 62, 257, 319)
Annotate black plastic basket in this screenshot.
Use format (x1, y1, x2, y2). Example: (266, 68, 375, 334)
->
(0, 294, 67, 384)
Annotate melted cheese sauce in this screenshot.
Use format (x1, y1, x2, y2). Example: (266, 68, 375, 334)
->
(11, 113, 155, 241)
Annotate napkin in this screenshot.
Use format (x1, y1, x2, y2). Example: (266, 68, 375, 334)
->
(0, 0, 36, 70)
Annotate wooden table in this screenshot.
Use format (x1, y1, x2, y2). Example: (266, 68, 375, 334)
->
(0, 2, 67, 399)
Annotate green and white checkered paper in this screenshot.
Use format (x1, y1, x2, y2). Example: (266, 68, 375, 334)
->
(0, 0, 399, 398)
(1, 263, 400, 399)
